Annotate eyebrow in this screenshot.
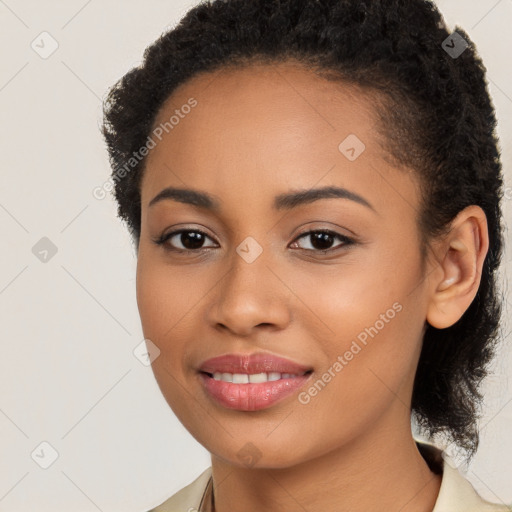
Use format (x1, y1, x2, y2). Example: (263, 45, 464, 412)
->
(148, 185, 376, 213)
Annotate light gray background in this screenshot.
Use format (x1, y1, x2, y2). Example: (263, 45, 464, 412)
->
(0, 1, 511, 511)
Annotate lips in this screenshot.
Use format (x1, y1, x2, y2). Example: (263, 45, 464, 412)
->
(197, 352, 313, 411)
(198, 352, 312, 375)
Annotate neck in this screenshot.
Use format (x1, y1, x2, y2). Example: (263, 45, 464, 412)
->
(209, 413, 442, 512)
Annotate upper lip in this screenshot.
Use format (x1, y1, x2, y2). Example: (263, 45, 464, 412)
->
(198, 352, 313, 375)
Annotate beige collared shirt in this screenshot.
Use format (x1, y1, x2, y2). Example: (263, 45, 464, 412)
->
(147, 441, 511, 512)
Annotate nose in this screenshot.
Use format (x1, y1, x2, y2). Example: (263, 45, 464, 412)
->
(207, 248, 292, 337)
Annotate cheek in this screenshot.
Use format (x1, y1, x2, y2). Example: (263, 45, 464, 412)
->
(136, 259, 167, 337)
(135, 255, 189, 378)
(136, 252, 200, 339)
(135, 255, 199, 418)
(293, 307, 421, 461)
(135, 252, 216, 384)
(290, 250, 408, 345)
(295, 245, 424, 409)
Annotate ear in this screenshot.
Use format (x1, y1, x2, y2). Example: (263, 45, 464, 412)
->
(426, 205, 489, 329)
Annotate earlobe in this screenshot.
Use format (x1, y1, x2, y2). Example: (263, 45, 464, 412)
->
(425, 206, 489, 330)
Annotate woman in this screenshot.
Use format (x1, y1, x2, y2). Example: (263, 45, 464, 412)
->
(101, 0, 511, 510)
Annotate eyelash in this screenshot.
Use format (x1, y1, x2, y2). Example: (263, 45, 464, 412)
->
(152, 228, 355, 255)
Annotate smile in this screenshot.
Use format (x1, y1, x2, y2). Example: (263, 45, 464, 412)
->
(199, 371, 313, 411)
(208, 371, 308, 383)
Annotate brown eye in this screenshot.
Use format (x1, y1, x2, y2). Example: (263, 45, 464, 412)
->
(154, 229, 217, 252)
(291, 230, 354, 252)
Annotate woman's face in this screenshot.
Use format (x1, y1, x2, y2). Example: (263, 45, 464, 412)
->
(136, 61, 434, 468)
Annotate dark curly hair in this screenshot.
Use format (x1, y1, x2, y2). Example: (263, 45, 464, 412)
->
(101, 0, 505, 461)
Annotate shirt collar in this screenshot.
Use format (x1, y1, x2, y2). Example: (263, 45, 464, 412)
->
(197, 440, 497, 512)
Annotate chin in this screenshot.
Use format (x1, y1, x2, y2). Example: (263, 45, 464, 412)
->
(206, 435, 311, 470)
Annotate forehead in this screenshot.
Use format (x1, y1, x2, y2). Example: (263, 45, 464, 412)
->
(148, 60, 379, 152)
(140, 61, 418, 217)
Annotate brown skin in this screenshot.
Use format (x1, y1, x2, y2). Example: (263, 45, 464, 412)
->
(136, 61, 489, 512)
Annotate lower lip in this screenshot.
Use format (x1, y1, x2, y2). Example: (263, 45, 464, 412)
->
(199, 372, 312, 411)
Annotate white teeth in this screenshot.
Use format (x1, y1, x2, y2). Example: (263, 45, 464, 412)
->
(248, 372, 268, 383)
(232, 373, 249, 384)
(210, 372, 302, 383)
